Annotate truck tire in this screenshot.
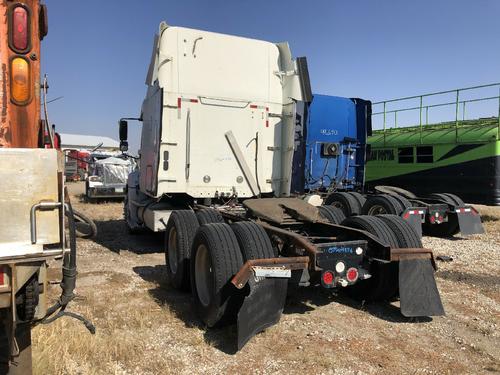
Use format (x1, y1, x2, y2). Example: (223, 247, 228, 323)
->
(442, 193, 465, 207)
(341, 215, 399, 301)
(361, 195, 402, 216)
(85, 183, 95, 203)
(165, 210, 199, 291)
(191, 223, 243, 327)
(231, 221, 276, 260)
(325, 192, 361, 216)
(341, 215, 399, 247)
(375, 185, 417, 199)
(392, 194, 412, 212)
(318, 206, 346, 225)
(16, 275, 39, 322)
(429, 193, 456, 206)
(124, 194, 142, 234)
(196, 208, 224, 225)
(377, 215, 422, 247)
(347, 192, 366, 208)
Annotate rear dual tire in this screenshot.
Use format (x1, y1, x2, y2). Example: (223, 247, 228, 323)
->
(318, 206, 346, 224)
(341, 215, 418, 301)
(191, 223, 244, 327)
(165, 208, 226, 292)
(191, 221, 276, 327)
(325, 192, 363, 216)
(429, 192, 465, 207)
(164, 210, 199, 291)
(231, 221, 276, 260)
(196, 208, 224, 225)
(377, 214, 422, 248)
(361, 194, 405, 216)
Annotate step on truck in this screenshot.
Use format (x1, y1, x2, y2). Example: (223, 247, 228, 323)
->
(0, 2, 91, 373)
(120, 22, 445, 350)
(292, 94, 484, 238)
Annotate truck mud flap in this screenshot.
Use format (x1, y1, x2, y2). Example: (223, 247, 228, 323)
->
(399, 258, 445, 317)
(456, 208, 484, 235)
(237, 278, 287, 350)
(402, 209, 424, 237)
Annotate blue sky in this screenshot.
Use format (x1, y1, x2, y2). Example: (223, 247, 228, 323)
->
(44, 0, 500, 152)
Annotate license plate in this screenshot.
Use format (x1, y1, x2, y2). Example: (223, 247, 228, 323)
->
(115, 188, 124, 193)
(252, 267, 291, 278)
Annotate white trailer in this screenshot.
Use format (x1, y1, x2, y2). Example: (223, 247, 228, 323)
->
(119, 22, 444, 350)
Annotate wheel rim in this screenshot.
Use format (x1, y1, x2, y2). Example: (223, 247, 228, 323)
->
(195, 244, 213, 307)
(167, 227, 178, 274)
(367, 204, 387, 215)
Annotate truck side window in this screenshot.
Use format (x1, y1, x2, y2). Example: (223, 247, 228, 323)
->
(416, 146, 433, 163)
(398, 147, 413, 163)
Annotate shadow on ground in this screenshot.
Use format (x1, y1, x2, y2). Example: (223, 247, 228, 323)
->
(436, 269, 500, 289)
(91, 219, 164, 255)
(76, 193, 125, 204)
(133, 265, 239, 354)
(285, 286, 432, 324)
(133, 265, 431, 354)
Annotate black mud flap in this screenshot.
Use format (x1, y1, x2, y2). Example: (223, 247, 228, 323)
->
(401, 209, 423, 238)
(456, 208, 484, 235)
(399, 258, 445, 317)
(237, 278, 288, 350)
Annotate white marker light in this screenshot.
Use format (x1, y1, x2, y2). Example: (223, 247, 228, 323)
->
(335, 262, 346, 273)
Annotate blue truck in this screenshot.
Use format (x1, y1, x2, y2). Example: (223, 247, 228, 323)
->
(291, 94, 371, 196)
(292, 94, 484, 237)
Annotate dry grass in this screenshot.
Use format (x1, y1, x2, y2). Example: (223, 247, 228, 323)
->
(29, 184, 500, 374)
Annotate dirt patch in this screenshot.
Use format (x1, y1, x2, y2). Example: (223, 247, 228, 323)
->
(31, 183, 500, 374)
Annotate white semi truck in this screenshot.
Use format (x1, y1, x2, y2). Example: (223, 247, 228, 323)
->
(119, 22, 445, 350)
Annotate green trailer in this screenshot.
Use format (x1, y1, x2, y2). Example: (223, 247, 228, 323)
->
(366, 83, 500, 206)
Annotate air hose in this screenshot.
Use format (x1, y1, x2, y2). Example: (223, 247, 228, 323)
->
(72, 209, 97, 239)
(36, 196, 95, 334)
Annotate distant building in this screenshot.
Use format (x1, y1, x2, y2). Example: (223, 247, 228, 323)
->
(59, 133, 120, 152)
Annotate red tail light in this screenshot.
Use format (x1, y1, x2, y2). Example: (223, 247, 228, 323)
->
(10, 5, 30, 53)
(346, 268, 359, 282)
(322, 271, 334, 285)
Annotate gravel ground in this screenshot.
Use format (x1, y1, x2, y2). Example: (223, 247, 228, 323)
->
(31, 182, 500, 374)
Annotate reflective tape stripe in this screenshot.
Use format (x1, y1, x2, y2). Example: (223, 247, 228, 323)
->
(178, 97, 198, 118)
